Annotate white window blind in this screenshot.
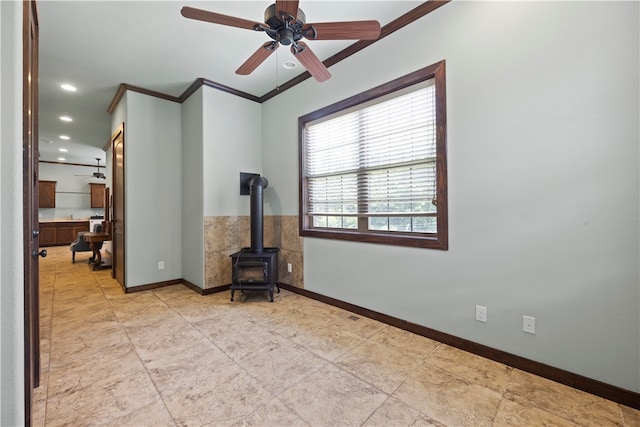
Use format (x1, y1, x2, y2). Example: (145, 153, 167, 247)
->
(303, 80, 437, 234)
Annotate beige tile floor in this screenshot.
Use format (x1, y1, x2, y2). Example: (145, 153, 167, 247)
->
(34, 246, 639, 427)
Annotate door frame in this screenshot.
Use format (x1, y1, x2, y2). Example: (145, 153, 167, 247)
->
(22, 0, 40, 424)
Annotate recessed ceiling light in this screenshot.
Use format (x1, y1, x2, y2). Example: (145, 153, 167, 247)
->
(283, 61, 297, 70)
(58, 148, 68, 153)
(57, 157, 66, 161)
(59, 135, 70, 140)
(60, 84, 77, 92)
(59, 115, 72, 122)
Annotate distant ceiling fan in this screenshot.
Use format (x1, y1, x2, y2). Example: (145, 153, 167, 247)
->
(75, 158, 105, 179)
(181, 1, 381, 82)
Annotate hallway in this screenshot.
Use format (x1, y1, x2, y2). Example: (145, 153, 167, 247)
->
(33, 246, 639, 426)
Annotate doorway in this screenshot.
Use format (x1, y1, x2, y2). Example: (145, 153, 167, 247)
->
(111, 124, 125, 287)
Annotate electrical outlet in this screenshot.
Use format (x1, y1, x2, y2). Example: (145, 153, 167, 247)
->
(287, 263, 292, 273)
(475, 305, 487, 323)
(158, 261, 165, 270)
(523, 315, 536, 334)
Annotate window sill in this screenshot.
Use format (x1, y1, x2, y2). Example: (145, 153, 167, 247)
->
(300, 227, 448, 250)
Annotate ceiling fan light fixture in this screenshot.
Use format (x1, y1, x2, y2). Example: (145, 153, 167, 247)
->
(282, 60, 296, 69)
(60, 83, 77, 92)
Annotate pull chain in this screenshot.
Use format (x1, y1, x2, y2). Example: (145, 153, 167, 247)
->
(275, 47, 280, 91)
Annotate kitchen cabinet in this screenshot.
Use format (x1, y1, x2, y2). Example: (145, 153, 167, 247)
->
(39, 220, 89, 246)
(90, 183, 105, 208)
(38, 225, 57, 246)
(39, 180, 56, 208)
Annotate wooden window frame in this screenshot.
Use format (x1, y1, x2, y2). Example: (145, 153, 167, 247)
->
(298, 60, 448, 249)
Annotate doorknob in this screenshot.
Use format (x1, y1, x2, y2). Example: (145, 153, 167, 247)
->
(33, 249, 47, 258)
(32, 230, 40, 237)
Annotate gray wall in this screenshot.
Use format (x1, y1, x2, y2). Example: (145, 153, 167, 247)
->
(117, 91, 183, 287)
(0, 1, 25, 424)
(262, 1, 640, 392)
(202, 86, 262, 217)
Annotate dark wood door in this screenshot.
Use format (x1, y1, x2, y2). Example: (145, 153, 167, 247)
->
(22, 1, 40, 424)
(111, 124, 125, 287)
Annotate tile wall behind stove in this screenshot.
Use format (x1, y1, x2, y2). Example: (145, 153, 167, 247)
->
(279, 216, 304, 288)
(204, 215, 303, 289)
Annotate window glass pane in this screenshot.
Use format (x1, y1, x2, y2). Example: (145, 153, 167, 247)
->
(389, 217, 411, 232)
(313, 216, 327, 227)
(412, 217, 437, 233)
(369, 217, 389, 231)
(343, 217, 358, 229)
(327, 216, 343, 228)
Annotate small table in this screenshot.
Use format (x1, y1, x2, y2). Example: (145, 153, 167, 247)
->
(83, 232, 111, 270)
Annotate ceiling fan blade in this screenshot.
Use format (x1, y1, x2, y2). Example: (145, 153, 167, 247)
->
(181, 6, 263, 31)
(303, 21, 381, 40)
(291, 42, 331, 82)
(236, 42, 279, 75)
(276, 0, 299, 22)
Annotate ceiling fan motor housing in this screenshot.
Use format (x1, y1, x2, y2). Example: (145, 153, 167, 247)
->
(264, 4, 306, 45)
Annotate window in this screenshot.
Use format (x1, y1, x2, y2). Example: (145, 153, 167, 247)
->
(299, 61, 448, 249)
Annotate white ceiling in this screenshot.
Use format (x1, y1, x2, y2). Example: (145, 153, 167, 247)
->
(37, 1, 423, 165)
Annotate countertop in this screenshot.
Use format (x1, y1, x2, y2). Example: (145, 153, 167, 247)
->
(39, 218, 90, 223)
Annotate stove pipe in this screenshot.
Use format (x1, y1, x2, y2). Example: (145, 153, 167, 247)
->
(249, 176, 268, 253)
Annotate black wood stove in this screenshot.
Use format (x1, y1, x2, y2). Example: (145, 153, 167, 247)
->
(230, 175, 279, 302)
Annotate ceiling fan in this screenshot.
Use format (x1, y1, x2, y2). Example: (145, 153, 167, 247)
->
(75, 158, 105, 179)
(181, 1, 381, 82)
